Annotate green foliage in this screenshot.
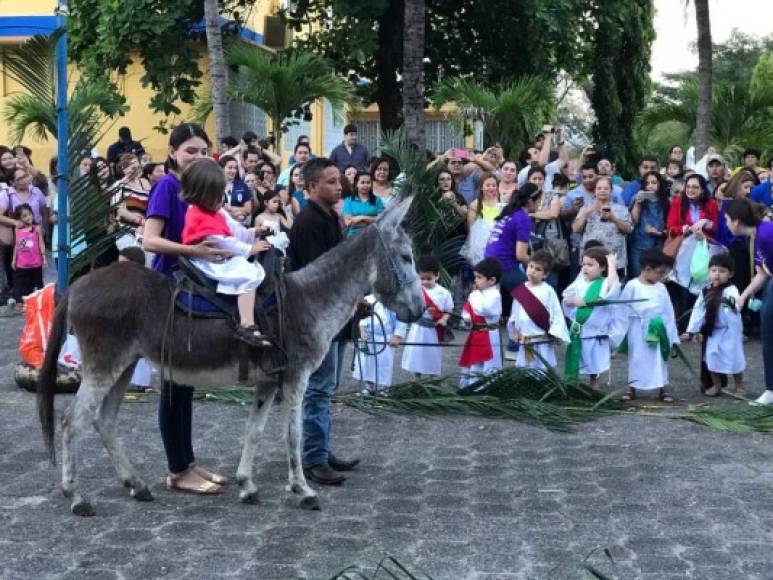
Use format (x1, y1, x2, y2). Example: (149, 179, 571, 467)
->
(432, 76, 555, 157)
(226, 45, 353, 149)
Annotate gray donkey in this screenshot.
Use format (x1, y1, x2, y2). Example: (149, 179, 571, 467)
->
(38, 196, 424, 515)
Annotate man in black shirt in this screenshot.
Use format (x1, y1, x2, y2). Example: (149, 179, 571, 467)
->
(106, 127, 145, 167)
(287, 158, 360, 485)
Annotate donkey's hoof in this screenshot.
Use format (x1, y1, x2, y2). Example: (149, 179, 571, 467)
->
(240, 491, 260, 505)
(71, 500, 95, 517)
(130, 487, 154, 502)
(300, 496, 321, 511)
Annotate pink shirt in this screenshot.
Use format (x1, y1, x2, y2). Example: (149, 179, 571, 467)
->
(15, 226, 43, 269)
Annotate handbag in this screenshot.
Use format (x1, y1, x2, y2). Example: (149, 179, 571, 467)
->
(531, 218, 569, 270)
(662, 231, 683, 257)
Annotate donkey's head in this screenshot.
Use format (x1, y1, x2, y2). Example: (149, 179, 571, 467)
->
(372, 195, 424, 323)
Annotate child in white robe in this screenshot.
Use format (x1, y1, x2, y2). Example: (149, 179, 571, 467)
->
(683, 253, 745, 396)
(395, 256, 453, 377)
(562, 247, 621, 389)
(507, 250, 569, 371)
(459, 258, 503, 388)
(619, 249, 679, 402)
(353, 295, 399, 393)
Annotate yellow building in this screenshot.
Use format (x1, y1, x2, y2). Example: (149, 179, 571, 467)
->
(0, 1, 469, 172)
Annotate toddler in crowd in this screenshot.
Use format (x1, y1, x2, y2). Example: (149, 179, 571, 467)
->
(459, 258, 503, 388)
(619, 249, 679, 403)
(683, 253, 745, 396)
(12, 203, 46, 308)
(395, 255, 453, 377)
(353, 294, 399, 393)
(180, 158, 270, 347)
(562, 246, 621, 389)
(507, 250, 569, 370)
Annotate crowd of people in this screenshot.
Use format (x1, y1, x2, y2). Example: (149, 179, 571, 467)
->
(2, 119, 773, 488)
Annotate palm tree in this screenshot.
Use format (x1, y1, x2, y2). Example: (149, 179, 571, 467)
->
(432, 76, 554, 157)
(226, 46, 353, 153)
(693, 0, 713, 158)
(203, 0, 231, 143)
(402, 0, 426, 149)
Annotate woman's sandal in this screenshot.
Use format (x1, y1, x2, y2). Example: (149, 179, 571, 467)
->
(621, 389, 636, 402)
(190, 464, 230, 485)
(659, 390, 674, 403)
(235, 325, 273, 348)
(166, 468, 223, 495)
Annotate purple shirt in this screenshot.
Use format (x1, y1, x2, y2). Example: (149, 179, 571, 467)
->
(145, 173, 187, 277)
(754, 221, 773, 273)
(484, 208, 532, 270)
(1, 187, 48, 224)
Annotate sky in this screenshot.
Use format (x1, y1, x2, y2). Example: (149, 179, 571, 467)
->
(651, 0, 773, 80)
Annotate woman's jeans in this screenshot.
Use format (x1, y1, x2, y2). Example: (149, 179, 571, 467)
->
(762, 280, 773, 390)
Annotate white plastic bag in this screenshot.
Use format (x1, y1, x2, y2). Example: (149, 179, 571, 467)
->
(57, 333, 81, 369)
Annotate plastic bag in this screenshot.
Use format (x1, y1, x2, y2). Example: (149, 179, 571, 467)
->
(58, 333, 81, 369)
(690, 238, 710, 284)
(673, 236, 727, 294)
(19, 283, 56, 369)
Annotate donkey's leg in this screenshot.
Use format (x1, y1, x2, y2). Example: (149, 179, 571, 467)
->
(92, 363, 153, 502)
(61, 379, 104, 516)
(283, 372, 319, 510)
(236, 381, 278, 505)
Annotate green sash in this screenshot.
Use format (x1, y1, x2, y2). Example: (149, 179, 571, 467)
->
(619, 316, 670, 362)
(564, 277, 604, 383)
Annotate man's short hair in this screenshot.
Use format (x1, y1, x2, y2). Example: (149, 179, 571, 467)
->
(294, 142, 311, 154)
(343, 123, 358, 135)
(743, 148, 761, 160)
(581, 161, 597, 173)
(242, 146, 260, 161)
(220, 136, 238, 149)
(639, 154, 658, 166)
(302, 157, 335, 186)
(242, 131, 258, 143)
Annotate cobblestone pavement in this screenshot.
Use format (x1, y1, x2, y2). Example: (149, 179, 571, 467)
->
(2, 308, 773, 580)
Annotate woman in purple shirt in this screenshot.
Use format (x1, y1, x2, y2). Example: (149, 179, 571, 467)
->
(726, 198, 773, 405)
(143, 123, 231, 494)
(484, 183, 541, 314)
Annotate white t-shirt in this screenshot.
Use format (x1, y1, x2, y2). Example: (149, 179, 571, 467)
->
(517, 158, 564, 192)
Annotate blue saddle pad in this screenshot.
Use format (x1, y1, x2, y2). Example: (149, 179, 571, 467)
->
(175, 291, 237, 317)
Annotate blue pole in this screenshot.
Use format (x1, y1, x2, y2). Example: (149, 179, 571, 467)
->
(55, 0, 69, 292)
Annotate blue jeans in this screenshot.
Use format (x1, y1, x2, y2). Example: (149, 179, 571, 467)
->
(303, 342, 339, 468)
(762, 281, 773, 390)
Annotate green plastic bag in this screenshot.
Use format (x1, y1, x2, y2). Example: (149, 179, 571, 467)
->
(690, 238, 710, 284)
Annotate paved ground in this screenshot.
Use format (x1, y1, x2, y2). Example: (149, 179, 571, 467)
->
(2, 303, 773, 579)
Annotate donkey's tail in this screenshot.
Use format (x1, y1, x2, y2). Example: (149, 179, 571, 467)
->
(38, 292, 68, 464)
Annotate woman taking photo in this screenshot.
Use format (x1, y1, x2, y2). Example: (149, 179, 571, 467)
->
(342, 171, 385, 237)
(143, 122, 241, 495)
(629, 170, 669, 277)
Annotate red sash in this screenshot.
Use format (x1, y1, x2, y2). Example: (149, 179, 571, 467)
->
(510, 284, 550, 333)
(422, 287, 446, 343)
(459, 302, 494, 367)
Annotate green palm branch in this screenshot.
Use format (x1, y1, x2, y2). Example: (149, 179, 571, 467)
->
(227, 45, 354, 152)
(432, 76, 554, 156)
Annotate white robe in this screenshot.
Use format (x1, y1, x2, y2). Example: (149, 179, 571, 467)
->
(189, 210, 266, 295)
(507, 282, 569, 371)
(562, 276, 621, 375)
(459, 285, 503, 387)
(619, 279, 679, 390)
(686, 285, 745, 374)
(397, 283, 454, 375)
(353, 298, 398, 389)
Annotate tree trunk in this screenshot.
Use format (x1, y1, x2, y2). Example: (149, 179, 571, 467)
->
(402, 0, 425, 149)
(694, 0, 712, 158)
(375, 0, 404, 133)
(272, 116, 282, 155)
(203, 0, 231, 143)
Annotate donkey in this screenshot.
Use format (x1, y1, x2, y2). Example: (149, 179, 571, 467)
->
(38, 196, 424, 515)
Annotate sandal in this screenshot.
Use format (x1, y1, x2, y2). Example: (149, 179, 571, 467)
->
(235, 325, 272, 348)
(621, 389, 636, 402)
(659, 390, 674, 403)
(166, 468, 223, 495)
(704, 386, 720, 397)
(190, 464, 230, 485)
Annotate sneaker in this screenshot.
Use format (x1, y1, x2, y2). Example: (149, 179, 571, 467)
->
(751, 390, 773, 406)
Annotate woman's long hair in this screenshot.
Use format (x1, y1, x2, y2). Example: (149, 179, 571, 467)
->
(352, 171, 377, 205)
(496, 182, 540, 221)
(680, 173, 711, 223)
(725, 169, 760, 200)
(473, 173, 499, 218)
(641, 170, 670, 215)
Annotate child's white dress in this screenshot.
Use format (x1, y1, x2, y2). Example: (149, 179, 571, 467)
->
(686, 284, 745, 374)
(190, 210, 265, 295)
(353, 297, 398, 389)
(562, 276, 621, 375)
(459, 285, 503, 388)
(619, 278, 679, 390)
(507, 282, 569, 370)
(397, 283, 453, 376)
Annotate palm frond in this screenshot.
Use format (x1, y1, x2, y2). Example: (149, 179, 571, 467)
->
(3, 34, 56, 103)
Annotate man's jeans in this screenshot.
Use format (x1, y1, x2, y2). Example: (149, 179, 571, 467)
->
(302, 341, 339, 468)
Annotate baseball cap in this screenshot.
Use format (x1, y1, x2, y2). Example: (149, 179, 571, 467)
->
(706, 153, 725, 166)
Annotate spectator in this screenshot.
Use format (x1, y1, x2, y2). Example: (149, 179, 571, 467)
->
(111, 153, 151, 240)
(465, 173, 500, 265)
(10, 203, 46, 306)
(517, 129, 568, 193)
(704, 154, 726, 195)
(428, 148, 496, 204)
(621, 155, 659, 205)
(288, 164, 309, 216)
(106, 127, 146, 167)
(498, 160, 518, 204)
(217, 136, 238, 159)
(741, 147, 762, 174)
(596, 157, 624, 187)
(343, 164, 358, 186)
(750, 159, 773, 206)
(329, 124, 370, 173)
(288, 135, 316, 165)
(665, 159, 684, 180)
(0, 147, 17, 186)
(277, 142, 312, 188)
(629, 171, 669, 277)
(218, 155, 252, 223)
(2, 166, 49, 227)
(255, 189, 293, 234)
(256, 164, 278, 200)
(666, 145, 685, 164)
(342, 171, 385, 237)
(572, 176, 632, 277)
(370, 156, 397, 205)
(143, 162, 166, 187)
(77, 155, 92, 178)
(529, 166, 563, 287)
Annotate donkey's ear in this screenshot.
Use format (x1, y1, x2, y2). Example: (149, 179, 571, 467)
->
(378, 195, 414, 229)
